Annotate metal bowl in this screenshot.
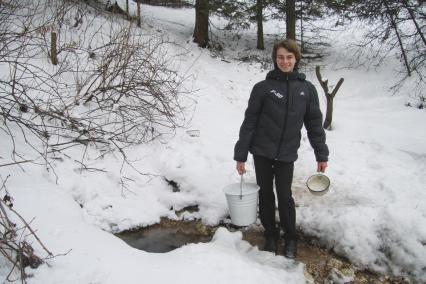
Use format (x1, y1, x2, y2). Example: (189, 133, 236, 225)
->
(306, 174, 330, 196)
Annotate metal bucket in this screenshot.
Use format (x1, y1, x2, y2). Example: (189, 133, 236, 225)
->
(223, 177, 259, 226)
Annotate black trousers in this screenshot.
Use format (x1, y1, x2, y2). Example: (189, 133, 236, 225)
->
(253, 155, 297, 240)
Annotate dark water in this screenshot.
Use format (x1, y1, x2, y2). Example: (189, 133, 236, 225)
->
(116, 221, 213, 253)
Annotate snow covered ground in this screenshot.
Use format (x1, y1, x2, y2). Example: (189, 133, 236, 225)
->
(1, 2, 425, 283)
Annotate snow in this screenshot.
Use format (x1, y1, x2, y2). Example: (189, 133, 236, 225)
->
(1, 1, 425, 283)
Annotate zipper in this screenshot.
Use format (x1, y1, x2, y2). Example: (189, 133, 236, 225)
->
(275, 75, 290, 159)
(290, 80, 295, 112)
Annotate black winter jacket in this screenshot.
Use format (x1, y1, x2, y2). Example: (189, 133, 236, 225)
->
(234, 69, 329, 163)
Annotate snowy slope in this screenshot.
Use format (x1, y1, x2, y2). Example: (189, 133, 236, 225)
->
(0, 2, 425, 283)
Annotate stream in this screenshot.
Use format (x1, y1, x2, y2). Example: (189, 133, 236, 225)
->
(116, 217, 408, 284)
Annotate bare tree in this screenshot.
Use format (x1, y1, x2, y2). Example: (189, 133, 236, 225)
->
(337, 0, 426, 106)
(0, 0, 195, 280)
(315, 66, 344, 130)
(0, 0, 194, 169)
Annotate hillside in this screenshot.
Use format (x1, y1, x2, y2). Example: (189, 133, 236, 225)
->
(0, 1, 425, 283)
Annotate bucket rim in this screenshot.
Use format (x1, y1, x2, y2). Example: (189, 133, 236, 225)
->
(223, 182, 260, 196)
(306, 173, 330, 196)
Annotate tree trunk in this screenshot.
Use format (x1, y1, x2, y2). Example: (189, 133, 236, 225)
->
(137, 0, 141, 27)
(315, 66, 344, 130)
(50, 32, 58, 65)
(193, 0, 209, 48)
(126, 0, 129, 19)
(256, 0, 264, 50)
(300, 1, 304, 51)
(324, 96, 334, 130)
(194, 1, 199, 37)
(286, 0, 296, 40)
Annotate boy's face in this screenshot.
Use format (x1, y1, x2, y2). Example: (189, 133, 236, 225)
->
(276, 47, 296, 73)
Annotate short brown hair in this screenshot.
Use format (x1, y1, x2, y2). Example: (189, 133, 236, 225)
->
(272, 39, 301, 70)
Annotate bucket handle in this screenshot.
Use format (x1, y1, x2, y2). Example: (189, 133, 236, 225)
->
(239, 174, 244, 199)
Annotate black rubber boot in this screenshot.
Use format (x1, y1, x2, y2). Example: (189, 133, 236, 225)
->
(284, 239, 297, 259)
(263, 232, 279, 254)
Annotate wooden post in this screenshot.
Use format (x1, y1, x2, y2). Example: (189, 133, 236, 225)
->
(50, 32, 58, 65)
(315, 66, 344, 130)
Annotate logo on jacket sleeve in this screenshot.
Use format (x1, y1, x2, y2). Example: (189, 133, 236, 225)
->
(270, 89, 284, 99)
(300, 91, 305, 96)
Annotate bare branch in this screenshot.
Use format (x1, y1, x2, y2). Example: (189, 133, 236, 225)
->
(0, 160, 34, 168)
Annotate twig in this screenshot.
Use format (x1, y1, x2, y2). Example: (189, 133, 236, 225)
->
(1, 199, 53, 256)
(0, 197, 14, 228)
(45, 248, 72, 260)
(0, 160, 34, 168)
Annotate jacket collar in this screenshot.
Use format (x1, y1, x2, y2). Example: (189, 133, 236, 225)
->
(266, 69, 306, 81)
